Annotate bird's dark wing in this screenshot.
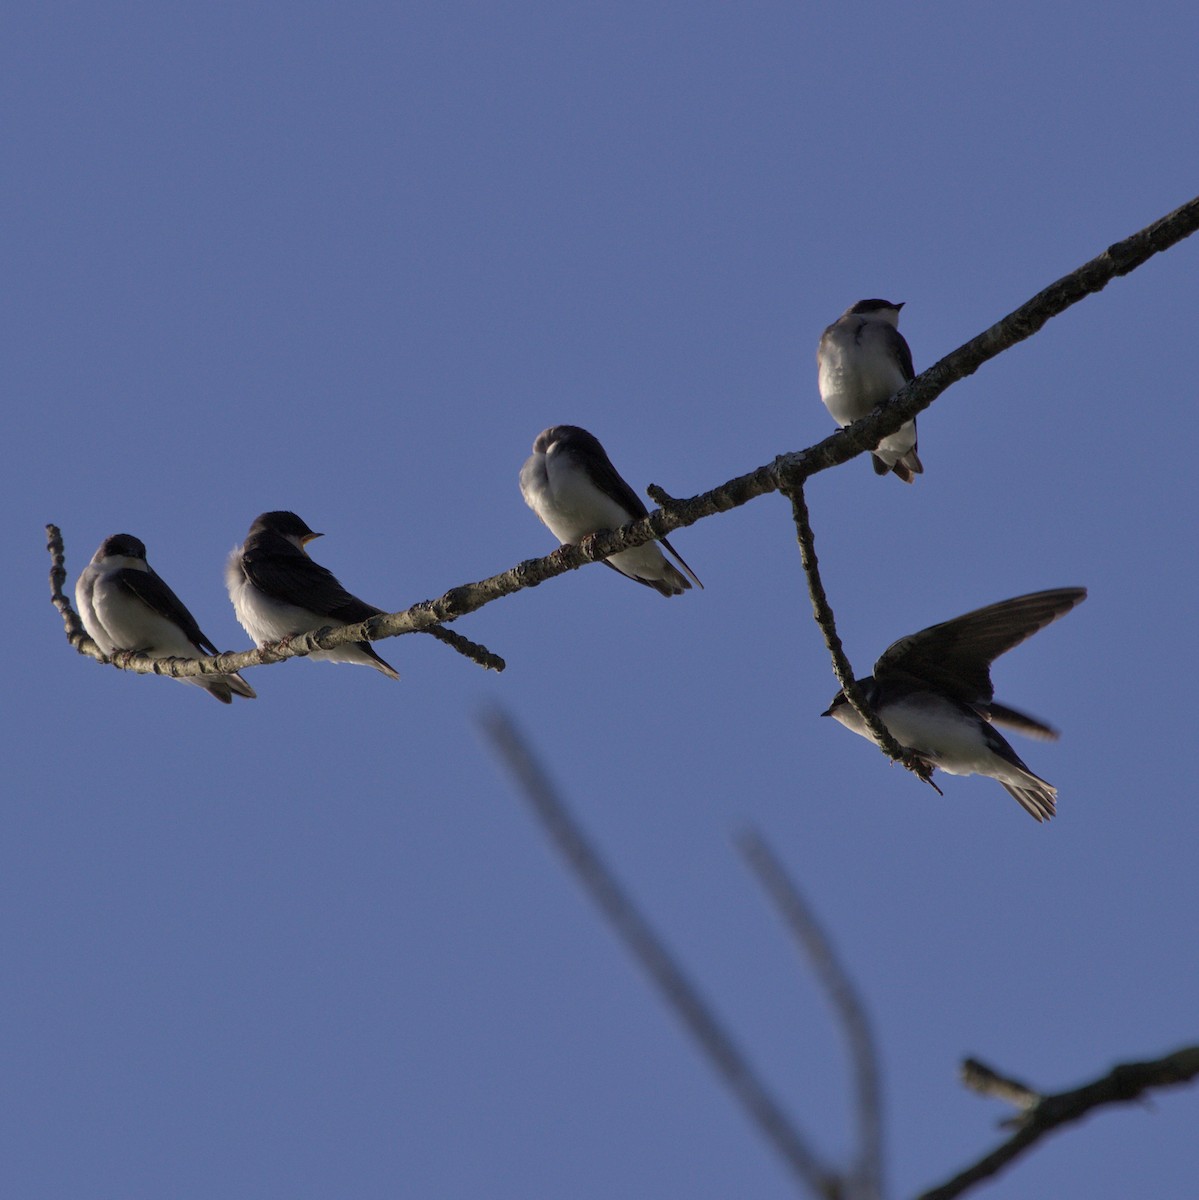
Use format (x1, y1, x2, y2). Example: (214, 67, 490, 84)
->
(874, 588, 1087, 705)
(241, 545, 383, 623)
(562, 433, 650, 520)
(572, 438, 702, 588)
(659, 535, 703, 589)
(115, 569, 217, 654)
(988, 701, 1059, 741)
(882, 323, 915, 381)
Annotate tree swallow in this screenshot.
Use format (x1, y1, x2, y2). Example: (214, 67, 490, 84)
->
(817, 299, 923, 482)
(225, 511, 399, 679)
(823, 588, 1087, 821)
(520, 425, 702, 598)
(75, 533, 257, 704)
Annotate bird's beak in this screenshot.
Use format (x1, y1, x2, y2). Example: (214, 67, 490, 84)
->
(302, 532, 323, 544)
(820, 707, 832, 718)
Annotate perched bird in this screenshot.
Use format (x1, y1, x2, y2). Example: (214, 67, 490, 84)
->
(75, 533, 257, 704)
(520, 425, 702, 598)
(817, 298, 923, 482)
(823, 588, 1087, 821)
(225, 511, 399, 679)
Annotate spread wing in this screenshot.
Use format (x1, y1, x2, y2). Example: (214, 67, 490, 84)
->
(241, 546, 382, 624)
(875, 588, 1087, 706)
(115, 568, 217, 654)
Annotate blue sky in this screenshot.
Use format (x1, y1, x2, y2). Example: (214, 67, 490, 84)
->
(6, 3, 1198, 1197)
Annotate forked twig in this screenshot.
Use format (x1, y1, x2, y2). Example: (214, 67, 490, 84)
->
(738, 829, 884, 1200)
(916, 1046, 1199, 1200)
(481, 707, 844, 1200)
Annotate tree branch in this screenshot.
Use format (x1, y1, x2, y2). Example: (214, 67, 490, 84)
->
(915, 1045, 1199, 1200)
(410, 623, 506, 672)
(737, 829, 885, 1200)
(481, 708, 845, 1200)
(48, 194, 1199, 684)
(785, 487, 942, 791)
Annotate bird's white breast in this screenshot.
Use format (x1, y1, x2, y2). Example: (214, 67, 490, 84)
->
(521, 449, 626, 543)
(80, 562, 198, 657)
(879, 695, 993, 774)
(819, 322, 909, 426)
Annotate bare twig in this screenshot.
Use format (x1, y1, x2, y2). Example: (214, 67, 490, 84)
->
(737, 829, 884, 1200)
(48, 195, 1199, 684)
(47, 524, 105, 663)
(960, 1057, 1041, 1118)
(415, 624, 506, 672)
(785, 489, 941, 791)
(916, 1045, 1199, 1200)
(481, 708, 844, 1200)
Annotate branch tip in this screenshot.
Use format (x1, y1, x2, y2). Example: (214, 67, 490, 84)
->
(917, 1045, 1199, 1200)
(738, 828, 884, 1200)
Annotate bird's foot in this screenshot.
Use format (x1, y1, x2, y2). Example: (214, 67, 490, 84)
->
(904, 754, 943, 795)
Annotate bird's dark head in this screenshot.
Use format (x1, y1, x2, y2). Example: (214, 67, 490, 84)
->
(822, 676, 878, 728)
(532, 424, 593, 456)
(848, 298, 903, 317)
(247, 511, 323, 550)
(96, 533, 147, 562)
(846, 299, 904, 330)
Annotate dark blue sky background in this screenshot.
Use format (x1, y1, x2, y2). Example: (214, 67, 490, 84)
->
(6, 3, 1198, 1197)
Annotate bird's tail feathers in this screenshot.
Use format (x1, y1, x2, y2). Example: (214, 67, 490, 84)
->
(309, 643, 400, 679)
(195, 673, 257, 703)
(1000, 779, 1057, 823)
(883, 448, 923, 483)
(990, 738, 1057, 822)
(362, 645, 400, 680)
(224, 673, 257, 700)
(874, 451, 923, 482)
(644, 566, 688, 597)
